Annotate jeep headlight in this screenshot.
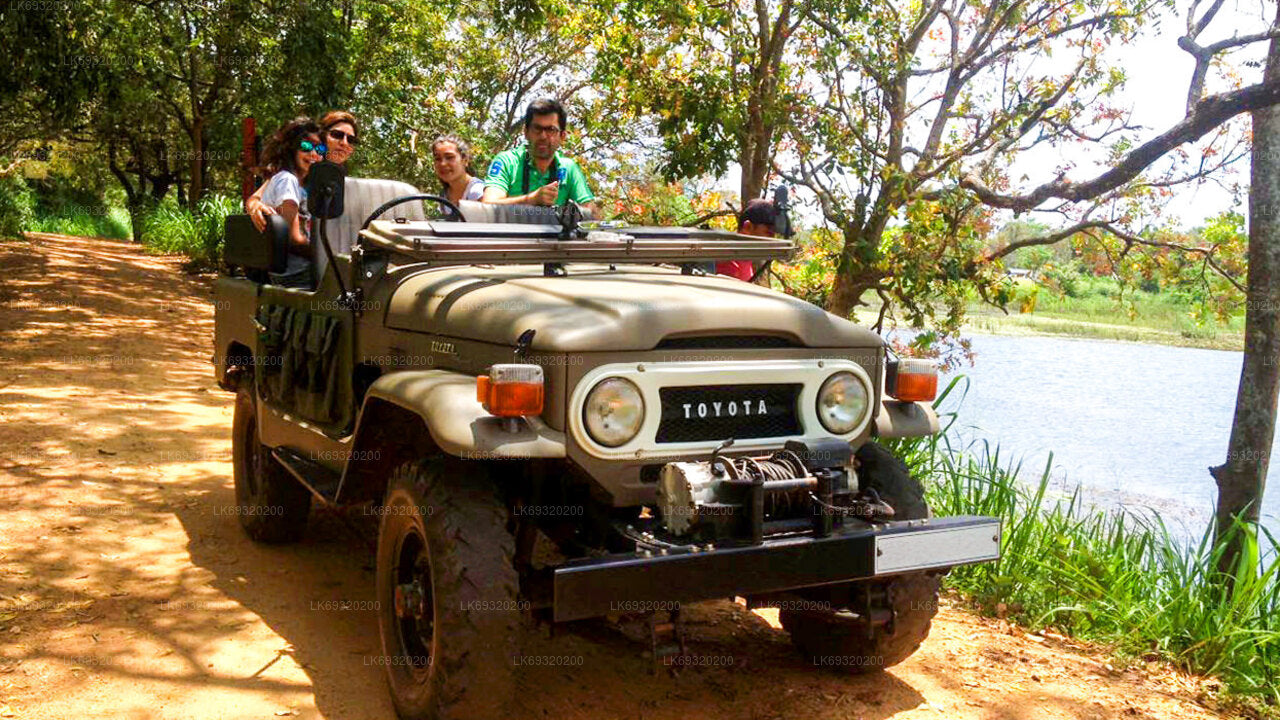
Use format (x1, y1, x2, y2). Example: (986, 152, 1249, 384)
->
(583, 378, 645, 447)
(816, 371, 870, 435)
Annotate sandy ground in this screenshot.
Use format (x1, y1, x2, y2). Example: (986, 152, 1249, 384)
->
(0, 233, 1238, 720)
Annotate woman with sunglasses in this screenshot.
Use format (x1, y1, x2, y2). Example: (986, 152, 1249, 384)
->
(431, 135, 485, 209)
(256, 117, 327, 287)
(247, 111, 359, 232)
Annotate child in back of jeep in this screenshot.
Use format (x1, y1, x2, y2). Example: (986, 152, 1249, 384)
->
(257, 117, 326, 288)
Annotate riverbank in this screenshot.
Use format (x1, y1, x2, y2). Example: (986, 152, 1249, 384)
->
(0, 232, 1243, 720)
(900, 420, 1279, 716)
(849, 279, 1245, 351)
(961, 305, 1244, 351)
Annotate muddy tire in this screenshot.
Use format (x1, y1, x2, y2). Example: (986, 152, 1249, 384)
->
(375, 458, 518, 720)
(780, 441, 938, 673)
(231, 385, 312, 543)
(780, 572, 941, 672)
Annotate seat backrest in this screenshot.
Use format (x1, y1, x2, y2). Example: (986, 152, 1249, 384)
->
(316, 177, 424, 279)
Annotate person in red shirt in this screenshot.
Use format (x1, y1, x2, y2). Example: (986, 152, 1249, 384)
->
(718, 198, 776, 281)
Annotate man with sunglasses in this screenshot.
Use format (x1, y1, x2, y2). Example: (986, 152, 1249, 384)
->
(482, 99, 596, 215)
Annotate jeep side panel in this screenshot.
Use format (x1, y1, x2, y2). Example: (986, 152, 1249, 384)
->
(213, 276, 261, 388)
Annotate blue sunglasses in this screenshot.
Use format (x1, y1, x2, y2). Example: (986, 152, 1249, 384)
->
(300, 139, 327, 156)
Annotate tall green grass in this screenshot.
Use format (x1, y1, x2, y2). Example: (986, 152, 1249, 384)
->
(27, 204, 132, 240)
(141, 194, 238, 270)
(891, 378, 1280, 707)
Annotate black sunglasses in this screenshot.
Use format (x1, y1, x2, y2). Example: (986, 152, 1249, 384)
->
(327, 128, 359, 145)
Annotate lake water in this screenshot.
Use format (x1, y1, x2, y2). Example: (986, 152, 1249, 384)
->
(934, 333, 1280, 539)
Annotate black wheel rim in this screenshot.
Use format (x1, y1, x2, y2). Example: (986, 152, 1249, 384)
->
(393, 527, 433, 674)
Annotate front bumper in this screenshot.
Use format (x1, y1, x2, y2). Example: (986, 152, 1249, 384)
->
(552, 514, 1000, 621)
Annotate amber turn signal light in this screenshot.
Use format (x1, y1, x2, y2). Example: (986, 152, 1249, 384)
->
(476, 364, 544, 417)
(886, 358, 938, 403)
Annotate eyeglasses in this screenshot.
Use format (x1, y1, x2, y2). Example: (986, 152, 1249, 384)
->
(528, 123, 563, 136)
(299, 140, 327, 155)
(327, 129, 358, 145)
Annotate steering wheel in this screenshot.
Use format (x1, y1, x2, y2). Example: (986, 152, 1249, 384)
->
(361, 194, 465, 230)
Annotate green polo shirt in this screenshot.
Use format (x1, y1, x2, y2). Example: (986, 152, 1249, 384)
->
(484, 146, 595, 205)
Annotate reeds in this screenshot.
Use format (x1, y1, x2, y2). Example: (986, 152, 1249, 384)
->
(890, 377, 1280, 705)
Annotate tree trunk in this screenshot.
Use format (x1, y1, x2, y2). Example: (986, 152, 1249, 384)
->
(1209, 11, 1280, 578)
(188, 117, 205, 211)
(108, 142, 146, 243)
(741, 155, 766, 205)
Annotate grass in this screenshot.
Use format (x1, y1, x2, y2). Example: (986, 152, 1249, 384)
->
(22, 194, 238, 271)
(26, 204, 132, 241)
(140, 194, 238, 270)
(889, 378, 1280, 711)
(963, 277, 1245, 350)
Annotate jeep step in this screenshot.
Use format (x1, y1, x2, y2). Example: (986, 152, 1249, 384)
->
(272, 446, 342, 503)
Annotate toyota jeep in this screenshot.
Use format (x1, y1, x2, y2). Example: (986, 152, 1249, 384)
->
(212, 163, 1001, 720)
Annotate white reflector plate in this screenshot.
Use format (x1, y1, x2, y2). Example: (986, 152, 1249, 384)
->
(874, 519, 1001, 575)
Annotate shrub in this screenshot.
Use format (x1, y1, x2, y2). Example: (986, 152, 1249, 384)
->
(27, 204, 131, 240)
(0, 175, 36, 239)
(141, 194, 238, 270)
(889, 379, 1280, 706)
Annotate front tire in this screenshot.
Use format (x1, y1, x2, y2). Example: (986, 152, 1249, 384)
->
(780, 441, 940, 673)
(375, 458, 518, 720)
(231, 385, 312, 543)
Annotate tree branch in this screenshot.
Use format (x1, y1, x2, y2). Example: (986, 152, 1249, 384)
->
(961, 80, 1280, 212)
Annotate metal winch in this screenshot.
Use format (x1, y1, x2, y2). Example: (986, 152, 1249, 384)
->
(657, 438, 894, 544)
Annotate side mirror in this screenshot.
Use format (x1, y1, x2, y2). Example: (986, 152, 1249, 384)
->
(773, 185, 793, 239)
(306, 160, 347, 219)
(224, 214, 289, 273)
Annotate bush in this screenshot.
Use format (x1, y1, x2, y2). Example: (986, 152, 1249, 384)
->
(25, 180, 131, 240)
(1038, 258, 1086, 297)
(889, 379, 1280, 707)
(0, 175, 36, 239)
(141, 194, 238, 270)
(27, 204, 131, 240)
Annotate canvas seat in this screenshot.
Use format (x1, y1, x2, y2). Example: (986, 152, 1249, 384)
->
(315, 177, 425, 279)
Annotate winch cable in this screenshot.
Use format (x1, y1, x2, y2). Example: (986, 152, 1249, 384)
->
(808, 487, 896, 520)
(714, 450, 807, 484)
(713, 450, 814, 519)
(623, 525, 685, 552)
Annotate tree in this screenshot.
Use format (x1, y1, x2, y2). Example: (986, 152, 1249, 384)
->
(1212, 1, 1280, 577)
(779, 0, 1277, 340)
(0, 0, 105, 173)
(596, 0, 812, 203)
(118, 0, 271, 210)
(257, 0, 453, 187)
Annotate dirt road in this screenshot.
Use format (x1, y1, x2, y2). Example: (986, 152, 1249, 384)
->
(0, 234, 1230, 720)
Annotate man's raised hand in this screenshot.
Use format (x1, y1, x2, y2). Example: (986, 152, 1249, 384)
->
(531, 181, 559, 206)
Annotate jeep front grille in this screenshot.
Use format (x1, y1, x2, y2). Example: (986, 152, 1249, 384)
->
(655, 384, 803, 443)
(567, 359, 873, 461)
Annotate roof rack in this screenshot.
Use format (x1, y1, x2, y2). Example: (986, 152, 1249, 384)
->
(359, 220, 794, 265)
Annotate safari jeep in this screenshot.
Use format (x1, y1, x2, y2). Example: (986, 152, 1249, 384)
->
(212, 163, 1001, 720)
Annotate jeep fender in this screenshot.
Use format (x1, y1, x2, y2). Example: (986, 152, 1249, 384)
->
(873, 400, 939, 438)
(358, 370, 566, 459)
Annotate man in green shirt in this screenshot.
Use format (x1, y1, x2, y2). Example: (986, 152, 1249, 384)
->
(482, 99, 597, 215)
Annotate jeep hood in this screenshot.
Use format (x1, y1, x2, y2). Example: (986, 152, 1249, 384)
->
(384, 264, 883, 352)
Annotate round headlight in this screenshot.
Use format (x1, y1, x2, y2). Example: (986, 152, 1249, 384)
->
(816, 371, 870, 435)
(584, 378, 645, 447)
